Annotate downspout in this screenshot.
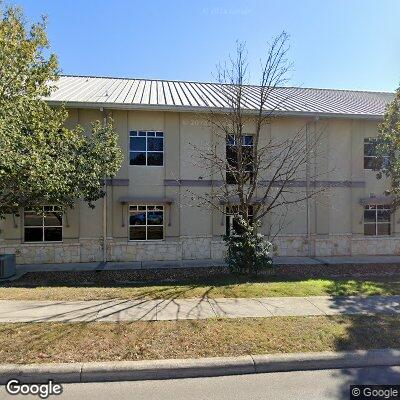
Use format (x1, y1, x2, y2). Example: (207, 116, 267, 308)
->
(102, 109, 107, 263)
(305, 122, 312, 257)
(313, 117, 318, 257)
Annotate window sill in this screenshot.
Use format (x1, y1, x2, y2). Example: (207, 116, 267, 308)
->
(362, 235, 392, 238)
(129, 165, 164, 168)
(128, 239, 165, 243)
(22, 241, 64, 245)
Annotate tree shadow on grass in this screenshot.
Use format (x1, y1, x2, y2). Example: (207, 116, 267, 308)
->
(0, 284, 217, 323)
(323, 277, 400, 390)
(0, 283, 218, 364)
(3, 270, 400, 294)
(323, 288, 400, 398)
(1, 270, 274, 288)
(325, 277, 400, 297)
(0, 271, 286, 305)
(0, 271, 281, 331)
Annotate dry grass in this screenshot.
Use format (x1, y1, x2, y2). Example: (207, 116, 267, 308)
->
(1, 315, 399, 364)
(1, 278, 400, 301)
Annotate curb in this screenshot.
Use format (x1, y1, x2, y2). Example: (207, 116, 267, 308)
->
(0, 349, 399, 384)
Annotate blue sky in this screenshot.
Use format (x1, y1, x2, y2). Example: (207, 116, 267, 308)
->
(10, 0, 400, 92)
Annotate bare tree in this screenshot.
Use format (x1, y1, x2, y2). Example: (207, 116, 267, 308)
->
(188, 33, 327, 272)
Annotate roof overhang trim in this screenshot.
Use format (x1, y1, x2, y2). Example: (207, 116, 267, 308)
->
(46, 100, 384, 120)
(359, 195, 394, 206)
(119, 197, 173, 205)
(219, 197, 269, 205)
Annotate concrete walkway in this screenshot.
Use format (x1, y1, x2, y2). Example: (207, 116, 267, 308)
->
(0, 295, 399, 322)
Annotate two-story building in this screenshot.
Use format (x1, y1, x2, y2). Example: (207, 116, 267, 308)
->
(0, 75, 396, 265)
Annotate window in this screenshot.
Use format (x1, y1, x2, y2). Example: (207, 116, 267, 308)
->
(129, 205, 164, 240)
(226, 134, 253, 184)
(24, 206, 63, 242)
(364, 138, 378, 170)
(130, 131, 164, 166)
(226, 205, 253, 236)
(364, 138, 389, 170)
(364, 205, 391, 236)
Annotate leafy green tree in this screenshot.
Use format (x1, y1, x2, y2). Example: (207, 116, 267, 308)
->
(0, 6, 123, 217)
(375, 87, 400, 206)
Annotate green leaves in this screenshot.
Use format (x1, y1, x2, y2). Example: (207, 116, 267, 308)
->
(0, 6, 123, 217)
(376, 87, 400, 207)
(0, 6, 58, 105)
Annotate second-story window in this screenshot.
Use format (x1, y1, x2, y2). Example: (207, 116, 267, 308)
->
(226, 134, 253, 184)
(130, 131, 164, 166)
(364, 138, 378, 170)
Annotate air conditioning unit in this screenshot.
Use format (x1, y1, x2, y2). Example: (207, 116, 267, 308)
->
(0, 254, 16, 279)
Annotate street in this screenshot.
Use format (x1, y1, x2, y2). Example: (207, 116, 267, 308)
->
(1, 366, 399, 400)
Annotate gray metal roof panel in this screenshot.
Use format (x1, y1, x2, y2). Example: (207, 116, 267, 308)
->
(45, 75, 395, 117)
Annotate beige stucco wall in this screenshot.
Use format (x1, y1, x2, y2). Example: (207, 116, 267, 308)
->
(1, 107, 399, 264)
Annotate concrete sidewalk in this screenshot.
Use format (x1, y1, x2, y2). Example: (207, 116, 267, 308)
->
(0, 295, 399, 322)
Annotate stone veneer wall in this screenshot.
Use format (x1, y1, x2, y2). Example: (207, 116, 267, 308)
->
(274, 234, 400, 256)
(1, 234, 400, 264)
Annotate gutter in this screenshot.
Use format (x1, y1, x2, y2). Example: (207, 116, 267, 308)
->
(305, 122, 311, 257)
(102, 110, 107, 264)
(0, 349, 398, 384)
(46, 100, 385, 121)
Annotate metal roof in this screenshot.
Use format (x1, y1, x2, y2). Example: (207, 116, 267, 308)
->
(45, 75, 395, 119)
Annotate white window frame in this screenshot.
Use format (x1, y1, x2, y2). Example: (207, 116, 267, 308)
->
(129, 131, 164, 167)
(23, 206, 63, 243)
(128, 205, 164, 241)
(363, 204, 391, 236)
(226, 205, 254, 236)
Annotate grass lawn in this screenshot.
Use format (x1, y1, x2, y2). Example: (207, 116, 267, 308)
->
(0, 315, 399, 364)
(1, 276, 400, 300)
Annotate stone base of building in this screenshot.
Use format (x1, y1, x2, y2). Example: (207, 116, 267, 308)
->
(274, 234, 400, 256)
(1, 234, 400, 265)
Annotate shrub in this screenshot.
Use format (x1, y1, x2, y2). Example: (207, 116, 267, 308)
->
(224, 219, 273, 275)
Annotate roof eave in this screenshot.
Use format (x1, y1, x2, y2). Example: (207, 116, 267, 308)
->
(46, 100, 384, 120)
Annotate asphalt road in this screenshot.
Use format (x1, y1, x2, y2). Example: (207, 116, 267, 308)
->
(1, 366, 400, 400)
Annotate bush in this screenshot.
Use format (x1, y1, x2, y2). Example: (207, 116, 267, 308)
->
(224, 219, 273, 275)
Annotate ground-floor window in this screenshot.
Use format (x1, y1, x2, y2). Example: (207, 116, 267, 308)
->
(364, 204, 391, 236)
(129, 205, 164, 240)
(24, 206, 63, 242)
(226, 205, 253, 236)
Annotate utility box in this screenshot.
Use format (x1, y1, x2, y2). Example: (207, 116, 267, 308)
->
(0, 254, 16, 279)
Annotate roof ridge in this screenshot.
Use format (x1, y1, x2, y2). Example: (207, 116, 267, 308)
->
(58, 74, 394, 95)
